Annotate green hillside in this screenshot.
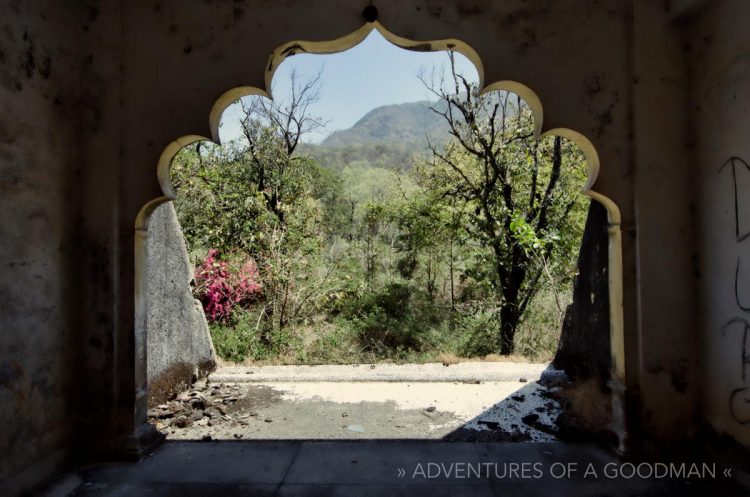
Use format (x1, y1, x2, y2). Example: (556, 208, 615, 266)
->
(322, 100, 449, 147)
(301, 100, 450, 171)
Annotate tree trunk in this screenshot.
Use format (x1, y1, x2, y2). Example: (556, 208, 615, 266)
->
(278, 278, 290, 330)
(449, 239, 455, 310)
(499, 302, 520, 355)
(260, 301, 274, 346)
(496, 249, 526, 355)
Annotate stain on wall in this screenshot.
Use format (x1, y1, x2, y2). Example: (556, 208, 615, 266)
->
(2, 0, 747, 494)
(692, 0, 750, 447)
(0, 0, 84, 491)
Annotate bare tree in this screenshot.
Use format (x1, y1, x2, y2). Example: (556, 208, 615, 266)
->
(419, 53, 583, 354)
(233, 69, 328, 335)
(239, 69, 327, 224)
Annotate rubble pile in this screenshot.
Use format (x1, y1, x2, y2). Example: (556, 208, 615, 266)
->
(148, 382, 254, 438)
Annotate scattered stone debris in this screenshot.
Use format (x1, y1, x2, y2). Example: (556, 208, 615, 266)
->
(522, 413, 539, 424)
(521, 413, 558, 436)
(478, 420, 500, 430)
(147, 380, 249, 434)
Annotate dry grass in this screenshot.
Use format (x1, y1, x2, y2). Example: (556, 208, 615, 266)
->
(432, 353, 539, 364)
(438, 352, 461, 366)
(481, 353, 531, 363)
(219, 353, 544, 367)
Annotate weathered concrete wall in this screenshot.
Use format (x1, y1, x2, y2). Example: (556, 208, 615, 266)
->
(631, 0, 700, 440)
(0, 0, 83, 493)
(690, 0, 750, 447)
(0, 0, 746, 493)
(145, 202, 215, 406)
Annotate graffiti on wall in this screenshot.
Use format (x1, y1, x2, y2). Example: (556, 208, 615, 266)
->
(720, 317, 750, 424)
(719, 156, 750, 424)
(719, 157, 750, 241)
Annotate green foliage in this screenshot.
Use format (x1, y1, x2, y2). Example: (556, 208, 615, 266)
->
(334, 281, 444, 355)
(456, 310, 501, 358)
(413, 77, 588, 353)
(210, 309, 271, 362)
(172, 69, 590, 364)
(171, 143, 269, 256)
(301, 142, 424, 172)
(514, 287, 568, 361)
(210, 307, 305, 363)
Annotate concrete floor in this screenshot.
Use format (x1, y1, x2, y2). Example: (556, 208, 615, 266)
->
(36, 363, 746, 496)
(158, 380, 559, 442)
(44, 441, 747, 496)
(155, 362, 561, 442)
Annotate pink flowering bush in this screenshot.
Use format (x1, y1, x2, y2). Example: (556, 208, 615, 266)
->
(195, 249, 263, 322)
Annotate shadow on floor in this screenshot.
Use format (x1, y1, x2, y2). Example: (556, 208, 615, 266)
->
(53, 440, 747, 497)
(151, 373, 564, 442)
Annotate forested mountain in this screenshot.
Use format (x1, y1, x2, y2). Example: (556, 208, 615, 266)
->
(322, 100, 449, 147)
(300, 100, 450, 171)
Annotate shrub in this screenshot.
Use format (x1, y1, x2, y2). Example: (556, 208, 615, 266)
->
(210, 308, 297, 363)
(514, 288, 566, 361)
(209, 312, 258, 363)
(305, 320, 362, 364)
(194, 249, 263, 322)
(457, 310, 500, 357)
(374, 282, 412, 319)
(345, 282, 447, 353)
(395, 254, 418, 278)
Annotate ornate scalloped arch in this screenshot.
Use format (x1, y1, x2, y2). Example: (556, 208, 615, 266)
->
(135, 19, 626, 446)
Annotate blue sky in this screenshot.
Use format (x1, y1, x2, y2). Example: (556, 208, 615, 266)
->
(219, 31, 479, 143)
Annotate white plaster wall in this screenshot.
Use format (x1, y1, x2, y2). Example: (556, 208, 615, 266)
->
(692, 0, 750, 447)
(631, 0, 699, 438)
(0, 0, 83, 492)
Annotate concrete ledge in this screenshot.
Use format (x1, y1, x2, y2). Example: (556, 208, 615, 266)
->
(209, 362, 549, 383)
